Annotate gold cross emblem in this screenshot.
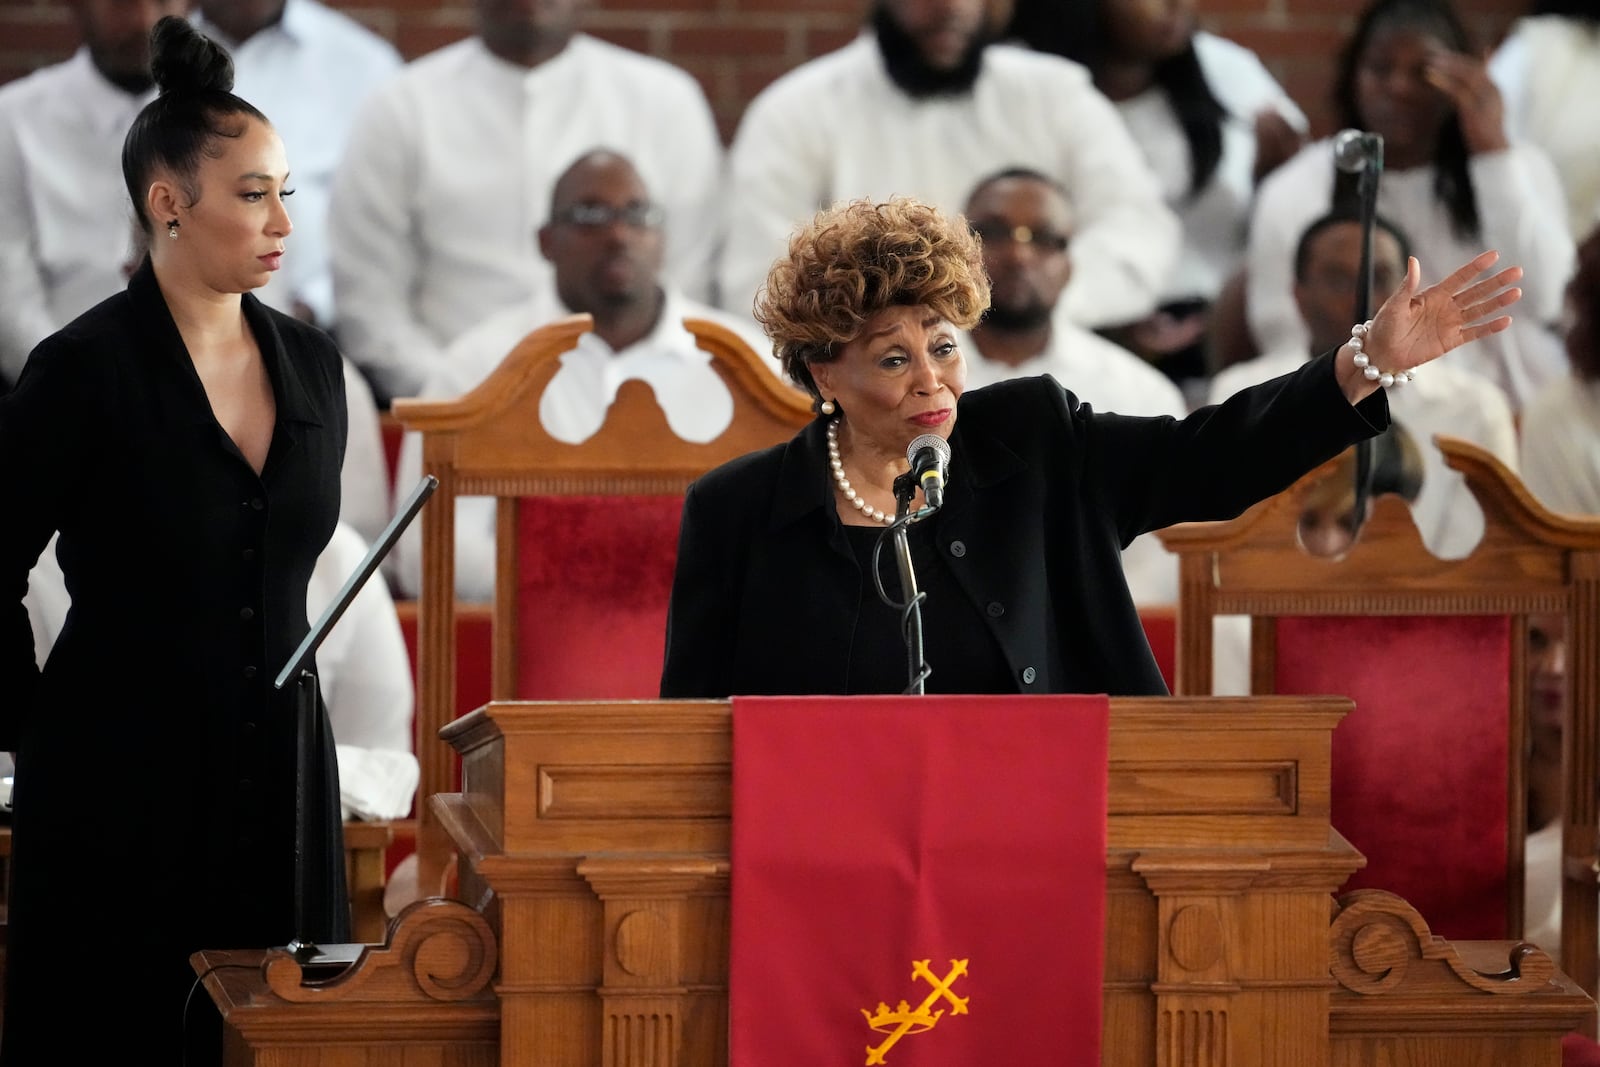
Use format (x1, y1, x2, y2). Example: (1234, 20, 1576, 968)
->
(861, 958, 969, 1064)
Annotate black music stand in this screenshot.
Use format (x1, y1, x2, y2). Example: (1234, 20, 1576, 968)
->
(271, 474, 437, 973)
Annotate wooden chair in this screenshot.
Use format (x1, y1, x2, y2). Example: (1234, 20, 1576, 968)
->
(390, 315, 811, 893)
(1159, 435, 1600, 1003)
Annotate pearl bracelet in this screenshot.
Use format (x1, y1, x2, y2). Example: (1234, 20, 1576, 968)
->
(1348, 320, 1414, 388)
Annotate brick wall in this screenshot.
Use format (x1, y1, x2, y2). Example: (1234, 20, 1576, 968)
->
(0, 0, 1534, 142)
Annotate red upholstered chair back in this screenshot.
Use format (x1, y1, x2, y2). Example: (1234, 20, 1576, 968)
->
(1160, 437, 1600, 997)
(512, 495, 682, 700)
(390, 315, 812, 892)
(1276, 613, 1512, 939)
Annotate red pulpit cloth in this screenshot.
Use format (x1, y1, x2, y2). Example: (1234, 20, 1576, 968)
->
(729, 694, 1110, 1066)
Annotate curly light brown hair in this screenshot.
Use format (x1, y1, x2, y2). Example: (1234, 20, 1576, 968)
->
(755, 197, 990, 401)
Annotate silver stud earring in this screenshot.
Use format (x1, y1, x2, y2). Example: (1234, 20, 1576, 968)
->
(167, 220, 179, 240)
(820, 399, 836, 416)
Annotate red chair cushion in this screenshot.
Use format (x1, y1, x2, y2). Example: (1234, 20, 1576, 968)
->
(1275, 614, 1512, 940)
(514, 495, 683, 700)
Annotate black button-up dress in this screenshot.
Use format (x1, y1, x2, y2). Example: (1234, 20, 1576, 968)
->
(0, 261, 349, 1063)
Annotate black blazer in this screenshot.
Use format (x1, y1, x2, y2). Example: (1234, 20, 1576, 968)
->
(661, 351, 1387, 699)
(0, 261, 348, 1063)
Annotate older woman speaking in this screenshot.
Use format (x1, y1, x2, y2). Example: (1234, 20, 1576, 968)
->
(660, 197, 1519, 699)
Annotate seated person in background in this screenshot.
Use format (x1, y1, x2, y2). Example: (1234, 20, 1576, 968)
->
(1294, 421, 1425, 558)
(718, 0, 1178, 333)
(0, 0, 187, 384)
(1246, 0, 1572, 411)
(1491, 1, 1600, 240)
(959, 167, 1186, 604)
(330, 0, 724, 400)
(25, 522, 418, 822)
(1522, 225, 1600, 515)
(393, 150, 784, 600)
(1213, 209, 1517, 560)
(1522, 611, 1569, 959)
(1006, 0, 1307, 398)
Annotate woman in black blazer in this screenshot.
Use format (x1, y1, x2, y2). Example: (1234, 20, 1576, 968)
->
(0, 19, 347, 1065)
(661, 197, 1520, 700)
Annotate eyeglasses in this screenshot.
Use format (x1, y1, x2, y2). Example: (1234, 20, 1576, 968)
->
(550, 202, 666, 229)
(969, 222, 1070, 253)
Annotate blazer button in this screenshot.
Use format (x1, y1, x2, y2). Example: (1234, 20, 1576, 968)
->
(250, 498, 265, 511)
(1021, 666, 1037, 685)
(240, 607, 255, 622)
(986, 601, 1005, 618)
(242, 548, 256, 562)
(242, 665, 257, 680)
(949, 540, 967, 558)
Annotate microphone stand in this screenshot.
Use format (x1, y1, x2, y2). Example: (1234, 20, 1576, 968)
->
(1347, 132, 1385, 537)
(271, 474, 438, 974)
(889, 473, 929, 695)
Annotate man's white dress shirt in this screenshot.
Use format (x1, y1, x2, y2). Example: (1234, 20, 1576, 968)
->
(392, 290, 782, 599)
(959, 322, 1187, 605)
(719, 34, 1178, 332)
(0, 49, 148, 382)
(329, 35, 725, 398)
(194, 0, 401, 326)
(1246, 137, 1573, 410)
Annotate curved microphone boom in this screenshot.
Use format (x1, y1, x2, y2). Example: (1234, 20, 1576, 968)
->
(906, 433, 951, 511)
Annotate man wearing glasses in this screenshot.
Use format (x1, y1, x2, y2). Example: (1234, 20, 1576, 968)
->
(390, 151, 783, 599)
(958, 168, 1187, 606)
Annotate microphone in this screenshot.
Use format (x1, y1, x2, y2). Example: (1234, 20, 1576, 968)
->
(1332, 128, 1384, 174)
(906, 433, 951, 511)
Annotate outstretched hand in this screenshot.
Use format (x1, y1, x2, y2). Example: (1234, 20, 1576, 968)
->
(1340, 251, 1522, 402)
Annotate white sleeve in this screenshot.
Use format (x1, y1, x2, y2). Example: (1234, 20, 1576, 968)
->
(655, 80, 725, 305)
(0, 116, 62, 383)
(1054, 82, 1181, 328)
(390, 427, 498, 602)
(1244, 152, 1320, 356)
(312, 524, 419, 820)
(339, 358, 392, 546)
(1471, 146, 1575, 328)
(328, 89, 448, 398)
(718, 84, 834, 318)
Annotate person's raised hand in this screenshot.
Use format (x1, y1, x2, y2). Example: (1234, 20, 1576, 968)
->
(1425, 46, 1510, 156)
(1336, 250, 1521, 403)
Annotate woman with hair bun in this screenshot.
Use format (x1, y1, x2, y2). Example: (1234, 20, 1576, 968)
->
(0, 16, 348, 1064)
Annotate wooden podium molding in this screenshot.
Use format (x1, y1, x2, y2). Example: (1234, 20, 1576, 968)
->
(196, 696, 1594, 1065)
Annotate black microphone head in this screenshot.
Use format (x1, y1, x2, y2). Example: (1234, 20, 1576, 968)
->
(1333, 128, 1383, 174)
(906, 433, 950, 473)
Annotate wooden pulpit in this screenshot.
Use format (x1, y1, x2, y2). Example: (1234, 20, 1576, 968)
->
(196, 696, 1594, 1065)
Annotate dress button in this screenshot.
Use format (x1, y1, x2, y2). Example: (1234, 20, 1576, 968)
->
(238, 778, 253, 793)
(1021, 666, 1037, 685)
(242, 548, 256, 562)
(242, 665, 256, 680)
(250, 497, 265, 511)
(949, 540, 967, 558)
(242, 721, 258, 735)
(240, 607, 255, 622)
(986, 601, 1005, 618)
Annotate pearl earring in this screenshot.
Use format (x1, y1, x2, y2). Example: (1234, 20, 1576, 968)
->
(820, 399, 836, 416)
(167, 220, 179, 240)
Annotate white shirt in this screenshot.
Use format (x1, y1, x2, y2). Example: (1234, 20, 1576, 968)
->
(958, 323, 1186, 604)
(1490, 16, 1600, 239)
(0, 49, 148, 382)
(1520, 377, 1600, 515)
(339, 356, 393, 546)
(194, 0, 401, 326)
(329, 35, 725, 398)
(718, 34, 1179, 332)
(1114, 32, 1307, 305)
(26, 522, 418, 820)
(1210, 346, 1519, 560)
(392, 290, 782, 599)
(1246, 137, 1573, 410)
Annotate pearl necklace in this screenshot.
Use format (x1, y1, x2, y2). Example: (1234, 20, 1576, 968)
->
(827, 417, 898, 525)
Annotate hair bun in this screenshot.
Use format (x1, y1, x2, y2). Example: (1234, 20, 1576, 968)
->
(149, 16, 235, 96)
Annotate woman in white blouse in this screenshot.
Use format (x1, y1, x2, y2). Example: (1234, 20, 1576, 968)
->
(1247, 0, 1573, 411)
(1006, 0, 1307, 395)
